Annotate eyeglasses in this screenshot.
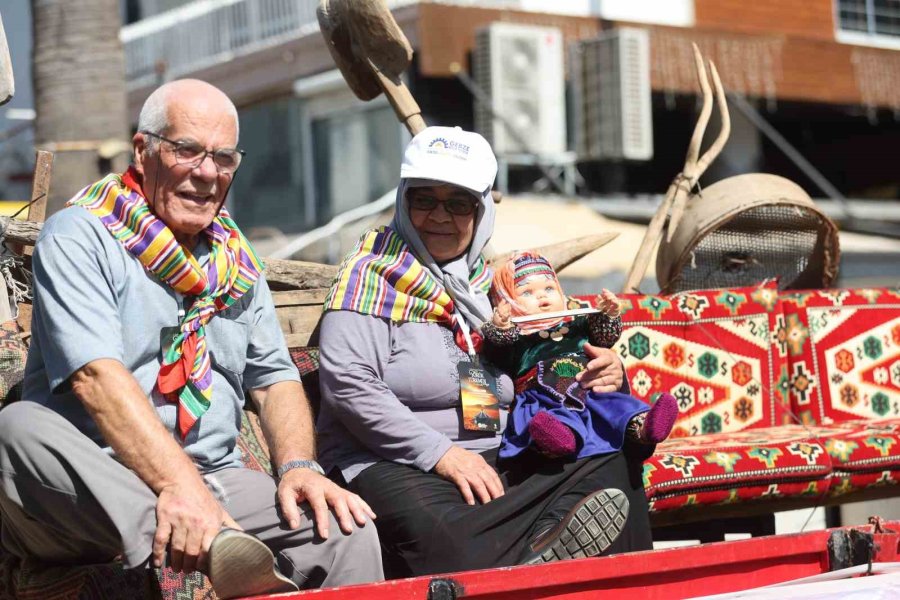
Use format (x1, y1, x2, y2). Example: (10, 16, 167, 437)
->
(408, 193, 478, 216)
(141, 131, 244, 174)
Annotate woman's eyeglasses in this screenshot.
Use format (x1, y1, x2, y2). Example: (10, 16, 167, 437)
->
(408, 194, 478, 216)
(141, 131, 244, 174)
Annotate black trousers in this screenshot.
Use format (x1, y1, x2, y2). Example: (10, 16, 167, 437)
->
(350, 447, 652, 578)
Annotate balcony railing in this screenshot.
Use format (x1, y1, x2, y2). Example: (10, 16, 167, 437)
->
(120, 0, 527, 88)
(122, 0, 324, 87)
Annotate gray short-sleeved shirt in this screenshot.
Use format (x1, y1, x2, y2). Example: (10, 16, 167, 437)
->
(23, 207, 300, 473)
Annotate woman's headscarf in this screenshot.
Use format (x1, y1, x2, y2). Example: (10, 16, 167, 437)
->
(389, 127, 498, 333)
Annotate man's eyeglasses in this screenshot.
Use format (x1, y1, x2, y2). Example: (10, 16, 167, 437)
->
(141, 131, 244, 174)
(408, 193, 478, 216)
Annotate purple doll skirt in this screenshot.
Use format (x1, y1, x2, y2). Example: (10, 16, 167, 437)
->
(499, 388, 649, 461)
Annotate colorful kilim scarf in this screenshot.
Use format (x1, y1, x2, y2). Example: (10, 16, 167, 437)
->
(68, 168, 263, 439)
(325, 227, 491, 337)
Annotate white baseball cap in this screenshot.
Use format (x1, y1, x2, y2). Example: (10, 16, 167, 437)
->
(400, 126, 498, 196)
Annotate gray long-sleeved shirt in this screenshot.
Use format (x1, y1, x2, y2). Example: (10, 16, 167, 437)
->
(316, 310, 514, 482)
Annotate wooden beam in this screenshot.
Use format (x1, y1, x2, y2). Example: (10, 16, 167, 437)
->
(262, 258, 338, 291)
(20, 150, 54, 261)
(488, 233, 620, 274)
(0, 218, 42, 246)
(26, 151, 54, 225)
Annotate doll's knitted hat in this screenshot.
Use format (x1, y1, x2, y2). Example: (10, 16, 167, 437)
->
(513, 254, 555, 287)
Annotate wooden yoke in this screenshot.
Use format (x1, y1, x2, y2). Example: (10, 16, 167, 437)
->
(622, 44, 731, 293)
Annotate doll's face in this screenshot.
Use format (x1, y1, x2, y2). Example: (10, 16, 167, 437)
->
(514, 275, 566, 315)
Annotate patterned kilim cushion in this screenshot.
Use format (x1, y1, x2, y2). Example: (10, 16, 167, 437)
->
(594, 281, 789, 439)
(813, 417, 900, 499)
(0, 558, 156, 600)
(645, 425, 832, 513)
(290, 346, 322, 417)
(780, 288, 900, 425)
(289, 346, 320, 377)
(0, 319, 27, 405)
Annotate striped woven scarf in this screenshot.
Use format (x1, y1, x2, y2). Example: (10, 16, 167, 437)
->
(325, 227, 491, 336)
(68, 168, 263, 439)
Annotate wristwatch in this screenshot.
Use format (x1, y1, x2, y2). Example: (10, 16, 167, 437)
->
(277, 459, 325, 479)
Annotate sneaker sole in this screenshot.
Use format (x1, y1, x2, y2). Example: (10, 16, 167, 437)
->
(208, 529, 298, 599)
(526, 488, 630, 564)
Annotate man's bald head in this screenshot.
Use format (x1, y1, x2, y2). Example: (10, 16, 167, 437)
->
(137, 79, 239, 150)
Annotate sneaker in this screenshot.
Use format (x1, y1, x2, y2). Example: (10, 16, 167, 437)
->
(207, 528, 299, 599)
(519, 488, 629, 565)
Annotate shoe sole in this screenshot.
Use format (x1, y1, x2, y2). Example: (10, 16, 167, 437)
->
(208, 529, 298, 599)
(526, 488, 630, 564)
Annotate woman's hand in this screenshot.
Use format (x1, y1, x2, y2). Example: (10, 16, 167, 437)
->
(575, 343, 625, 393)
(434, 446, 505, 505)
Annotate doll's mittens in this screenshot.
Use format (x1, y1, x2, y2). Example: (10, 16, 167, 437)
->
(529, 411, 576, 458)
(640, 393, 678, 444)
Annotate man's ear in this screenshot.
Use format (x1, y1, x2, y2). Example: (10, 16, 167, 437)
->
(132, 131, 147, 176)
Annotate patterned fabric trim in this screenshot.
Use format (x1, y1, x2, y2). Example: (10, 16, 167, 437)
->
(0, 320, 27, 405)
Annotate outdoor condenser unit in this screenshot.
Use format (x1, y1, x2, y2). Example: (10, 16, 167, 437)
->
(473, 23, 566, 156)
(571, 27, 653, 161)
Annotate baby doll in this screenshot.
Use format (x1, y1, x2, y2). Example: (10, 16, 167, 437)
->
(481, 251, 678, 460)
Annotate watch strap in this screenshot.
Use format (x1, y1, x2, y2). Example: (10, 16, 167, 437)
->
(277, 459, 325, 478)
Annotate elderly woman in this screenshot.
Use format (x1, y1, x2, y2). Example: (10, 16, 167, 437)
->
(316, 127, 651, 576)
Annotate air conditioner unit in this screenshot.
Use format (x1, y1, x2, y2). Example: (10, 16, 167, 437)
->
(571, 27, 653, 161)
(473, 23, 566, 156)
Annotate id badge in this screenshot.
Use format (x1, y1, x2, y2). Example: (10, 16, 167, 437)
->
(458, 358, 501, 433)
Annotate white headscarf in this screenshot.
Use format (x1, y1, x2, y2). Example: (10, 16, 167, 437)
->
(390, 127, 499, 333)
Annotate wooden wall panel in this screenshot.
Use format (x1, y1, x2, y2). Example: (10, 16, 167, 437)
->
(412, 4, 899, 108)
(648, 25, 900, 107)
(695, 0, 837, 41)
(416, 3, 600, 77)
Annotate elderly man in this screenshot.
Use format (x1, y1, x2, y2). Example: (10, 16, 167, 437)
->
(0, 79, 382, 597)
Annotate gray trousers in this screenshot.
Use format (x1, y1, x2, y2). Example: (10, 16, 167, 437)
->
(0, 401, 383, 589)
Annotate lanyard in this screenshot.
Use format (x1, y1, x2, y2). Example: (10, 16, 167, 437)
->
(454, 311, 478, 359)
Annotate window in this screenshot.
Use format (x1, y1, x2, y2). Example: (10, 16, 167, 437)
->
(311, 105, 403, 225)
(837, 0, 900, 38)
(231, 97, 309, 235)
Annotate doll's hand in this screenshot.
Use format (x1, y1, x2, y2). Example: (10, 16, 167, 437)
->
(595, 289, 622, 318)
(492, 302, 512, 329)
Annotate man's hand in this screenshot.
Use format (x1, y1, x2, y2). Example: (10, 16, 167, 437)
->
(277, 468, 375, 539)
(575, 343, 625, 393)
(434, 446, 504, 505)
(153, 480, 240, 573)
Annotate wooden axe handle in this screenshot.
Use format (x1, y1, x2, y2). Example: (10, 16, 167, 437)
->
(372, 65, 425, 136)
